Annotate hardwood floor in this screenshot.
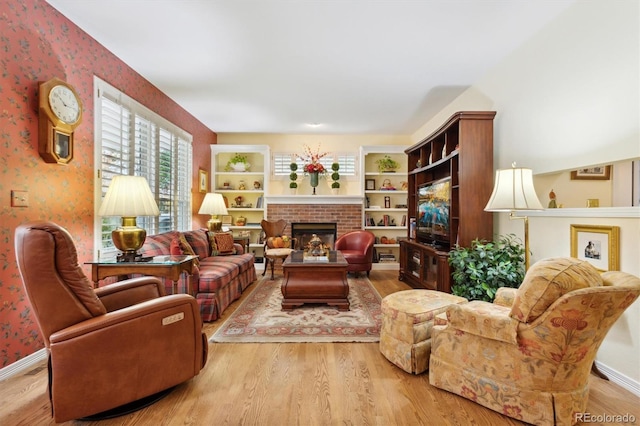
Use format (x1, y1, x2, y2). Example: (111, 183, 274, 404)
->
(1, 270, 638, 425)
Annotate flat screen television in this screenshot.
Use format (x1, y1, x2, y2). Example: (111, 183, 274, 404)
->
(416, 177, 451, 246)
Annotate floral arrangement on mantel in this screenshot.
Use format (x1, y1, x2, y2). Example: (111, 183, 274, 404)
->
(297, 144, 328, 174)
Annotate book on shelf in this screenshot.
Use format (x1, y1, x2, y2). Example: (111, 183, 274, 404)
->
(255, 196, 263, 208)
(378, 253, 396, 262)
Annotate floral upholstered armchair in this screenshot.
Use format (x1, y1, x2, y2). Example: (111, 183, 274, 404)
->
(429, 257, 640, 426)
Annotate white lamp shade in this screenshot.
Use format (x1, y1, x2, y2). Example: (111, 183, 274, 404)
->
(198, 193, 228, 216)
(485, 167, 544, 211)
(98, 175, 160, 217)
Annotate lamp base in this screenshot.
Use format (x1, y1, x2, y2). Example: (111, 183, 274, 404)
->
(207, 217, 222, 232)
(112, 217, 147, 258)
(117, 251, 142, 263)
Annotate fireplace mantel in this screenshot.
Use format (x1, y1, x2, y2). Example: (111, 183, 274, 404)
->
(266, 195, 364, 205)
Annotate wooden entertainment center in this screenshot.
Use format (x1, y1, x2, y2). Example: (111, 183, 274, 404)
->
(399, 111, 496, 292)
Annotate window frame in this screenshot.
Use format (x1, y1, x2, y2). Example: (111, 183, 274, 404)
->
(272, 151, 358, 180)
(93, 77, 193, 259)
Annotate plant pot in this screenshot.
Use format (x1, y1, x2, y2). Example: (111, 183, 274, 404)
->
(290, 188, 297, 195)
(331, 188, 339, 195)
(230, 162, 250, 172)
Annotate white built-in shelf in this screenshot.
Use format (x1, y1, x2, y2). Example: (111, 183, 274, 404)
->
(365, 208, 407, 212)
(365, 225, 407, 230)
(226, 207, 265, 212)
(215, 189, 264, 194)
(215, 171, 264, 175)
(226, 225, 261, 230)
(365, 190, 408, 195)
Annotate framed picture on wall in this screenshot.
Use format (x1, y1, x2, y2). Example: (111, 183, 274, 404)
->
(570, 165, 611, 180)
(221, 215, 233, 225)
(570, 224, 620, 271)
(199, 169, 208, 192)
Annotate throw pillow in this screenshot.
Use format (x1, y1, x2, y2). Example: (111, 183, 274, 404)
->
(210, 232, 236, 256)
(170, 238, 184, 255)
(178, 233, 200, 267)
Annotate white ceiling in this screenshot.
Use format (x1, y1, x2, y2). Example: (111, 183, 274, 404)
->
(46, 0, 575, 135)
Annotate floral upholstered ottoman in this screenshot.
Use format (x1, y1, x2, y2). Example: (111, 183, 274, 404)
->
(380, 290, 467, 374)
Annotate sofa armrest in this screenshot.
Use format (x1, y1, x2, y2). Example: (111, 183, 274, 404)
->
(95, 276, 165, 312)
(446, 302, 520, 345)
(494, 287, 517, 308)
(233, 243, 244, 254)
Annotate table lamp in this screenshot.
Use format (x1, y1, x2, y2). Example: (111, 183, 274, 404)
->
(198, 193, 229, 232)
(484, 163, 544, 270)
(98, 175, 160, 262)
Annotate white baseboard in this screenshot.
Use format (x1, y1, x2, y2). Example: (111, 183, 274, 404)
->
(0, 348, 47, 382)
(594, 360, 640, 397)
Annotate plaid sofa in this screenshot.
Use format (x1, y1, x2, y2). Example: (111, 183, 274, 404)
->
(139, 229, 256, 322)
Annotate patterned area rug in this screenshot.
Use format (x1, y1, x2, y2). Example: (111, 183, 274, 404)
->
(210, 275, 382, 343)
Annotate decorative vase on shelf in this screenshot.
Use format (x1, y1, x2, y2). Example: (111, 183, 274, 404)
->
(309, 171, 319, 195)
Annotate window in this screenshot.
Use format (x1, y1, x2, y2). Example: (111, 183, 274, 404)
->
(95, 77, 192, 257)
(272, 152, 357, 176)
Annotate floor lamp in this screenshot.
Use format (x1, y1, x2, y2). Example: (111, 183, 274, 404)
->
(484, 164, 543, 270)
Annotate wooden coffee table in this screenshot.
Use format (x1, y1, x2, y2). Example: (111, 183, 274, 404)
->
(281, 251, 349, 311)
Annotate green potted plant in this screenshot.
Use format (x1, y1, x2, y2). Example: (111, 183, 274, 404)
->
(226, 153, 250, 172)
(376, 155, 400, 173)
(330, 162, 340, 194)
(289, 163, 298, 194)
(448, 234, 525, 302)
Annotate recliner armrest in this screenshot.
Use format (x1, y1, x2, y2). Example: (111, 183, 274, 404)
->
(50, 294, 200, 343)
(494, 287, 517, 308)
(446, 302, 520, 345)
(95, 276, 165, 312)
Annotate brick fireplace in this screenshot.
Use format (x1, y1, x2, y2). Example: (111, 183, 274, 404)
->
(265, 195, 363, 241)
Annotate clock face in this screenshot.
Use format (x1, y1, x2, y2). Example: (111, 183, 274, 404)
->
(48, 85, 81, 124)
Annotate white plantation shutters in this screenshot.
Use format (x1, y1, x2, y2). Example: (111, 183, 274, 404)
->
(272, 152, 357, 176)
(95, 77, 192, 256)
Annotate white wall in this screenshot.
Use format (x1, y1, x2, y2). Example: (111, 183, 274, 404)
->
(412, 0, 640, 384)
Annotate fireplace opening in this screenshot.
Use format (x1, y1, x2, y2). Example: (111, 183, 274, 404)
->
(291, 222, 338, 251)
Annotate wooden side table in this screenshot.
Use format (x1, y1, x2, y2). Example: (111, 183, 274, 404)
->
(86, 255, 198, 295)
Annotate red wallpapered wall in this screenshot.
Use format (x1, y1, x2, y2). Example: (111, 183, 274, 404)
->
(0, 0, 216, 367)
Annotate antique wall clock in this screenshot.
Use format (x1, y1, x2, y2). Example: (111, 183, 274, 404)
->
(38, 77, 83, 164)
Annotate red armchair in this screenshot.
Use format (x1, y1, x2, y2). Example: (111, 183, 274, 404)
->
(334, 230, 376, 276)
(14, 222, 208, 422)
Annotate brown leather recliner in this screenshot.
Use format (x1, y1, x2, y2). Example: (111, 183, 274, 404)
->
(14, 221, 208, 422)
(334, 230, 376, 276)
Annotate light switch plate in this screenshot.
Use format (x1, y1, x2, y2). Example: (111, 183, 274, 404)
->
(11, 190, 29, 207)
